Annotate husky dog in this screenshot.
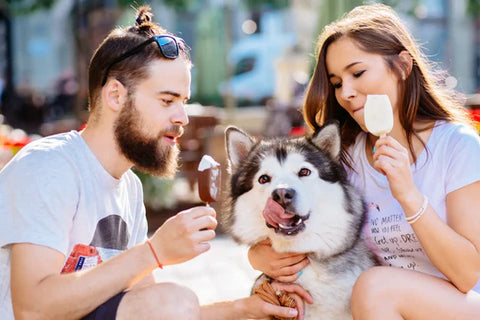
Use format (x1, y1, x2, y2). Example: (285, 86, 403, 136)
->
(222, 122, 377, 319)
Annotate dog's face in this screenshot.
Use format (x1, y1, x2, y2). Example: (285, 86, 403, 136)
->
(224, 123, 364, 257)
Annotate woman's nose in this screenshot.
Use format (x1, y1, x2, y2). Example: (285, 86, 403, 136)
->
(340, 81, 357, 101)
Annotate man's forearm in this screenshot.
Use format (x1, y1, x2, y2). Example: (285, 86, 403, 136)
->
(12, 242, 156, 319)
(201, 299, 244, 320)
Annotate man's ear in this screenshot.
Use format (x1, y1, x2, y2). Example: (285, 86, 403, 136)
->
(398, 50, 413, 80)
(102, 79, 127, 112)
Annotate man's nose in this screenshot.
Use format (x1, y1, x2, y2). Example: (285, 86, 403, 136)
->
(171, 102, 189, 126)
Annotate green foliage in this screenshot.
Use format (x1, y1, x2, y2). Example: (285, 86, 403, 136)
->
(6, 0, 56, 14)
(163, 0, 196, 10)
(134, 170, 176, 210)
(468, 0, 480, 17)
(5, 0, 200, 14)
(244, 0, 289, 10)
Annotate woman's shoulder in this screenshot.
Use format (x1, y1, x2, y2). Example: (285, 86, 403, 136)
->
(432, 121, 480, 145)
(429, 121, 480, 161)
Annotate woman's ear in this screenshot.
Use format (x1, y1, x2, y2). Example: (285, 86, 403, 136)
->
(398, 50, 413, 80)
(102, 79, 127, 112)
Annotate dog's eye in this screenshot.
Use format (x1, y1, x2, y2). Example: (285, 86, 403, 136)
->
(258, 174, 271, 184)
(298, 168, 311, 177)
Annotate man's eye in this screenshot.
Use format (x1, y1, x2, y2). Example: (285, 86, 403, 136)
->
(298, 168, 311, 177)
(258, 175, 271, 184)
(162, 99, 173, 104)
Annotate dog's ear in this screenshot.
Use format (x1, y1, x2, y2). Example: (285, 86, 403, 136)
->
(225, 126, 255, 168)
(311, 121, 341, 160)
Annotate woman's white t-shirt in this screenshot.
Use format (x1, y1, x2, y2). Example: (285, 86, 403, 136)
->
(347, 121, 480, 292)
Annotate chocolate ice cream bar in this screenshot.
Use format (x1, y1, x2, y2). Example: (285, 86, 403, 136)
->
(197, 155, 221, 204)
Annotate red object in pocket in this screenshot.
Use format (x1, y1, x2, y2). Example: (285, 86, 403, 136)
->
(61, 244, 102, 274)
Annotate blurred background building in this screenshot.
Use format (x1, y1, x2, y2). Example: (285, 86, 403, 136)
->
(2, 0, 479, 114)
(1, 0, 479, 226)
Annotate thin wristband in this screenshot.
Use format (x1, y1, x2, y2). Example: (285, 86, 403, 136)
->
(146, 239, 163, 269)
(405, 195, 428, 225)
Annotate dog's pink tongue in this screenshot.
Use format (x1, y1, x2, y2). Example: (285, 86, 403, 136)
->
(262, 198, 295, 228)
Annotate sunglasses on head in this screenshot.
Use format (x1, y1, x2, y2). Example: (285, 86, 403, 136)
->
(101, 34, 184, 86)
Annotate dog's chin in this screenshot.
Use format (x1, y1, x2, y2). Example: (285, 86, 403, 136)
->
(266, 213, 310, 236)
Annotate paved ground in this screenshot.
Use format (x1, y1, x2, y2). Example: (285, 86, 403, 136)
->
(153, 235, 261, 305)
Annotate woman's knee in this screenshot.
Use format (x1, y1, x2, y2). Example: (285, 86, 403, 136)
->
(351, 266, 395, 314)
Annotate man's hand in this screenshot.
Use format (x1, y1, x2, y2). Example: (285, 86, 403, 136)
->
(235, 294, 299, 320)
(248, 239, 309, 282)
(149, 206, 217, 266)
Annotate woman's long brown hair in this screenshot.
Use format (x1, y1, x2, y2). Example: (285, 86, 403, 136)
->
(303, 3, 472, 169)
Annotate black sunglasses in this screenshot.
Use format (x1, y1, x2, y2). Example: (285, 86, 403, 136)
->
(101, 35, 184, 86)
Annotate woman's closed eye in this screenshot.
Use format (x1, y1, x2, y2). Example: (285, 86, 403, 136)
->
(353, 70, 366, 78)
(332, 70, 366, 89)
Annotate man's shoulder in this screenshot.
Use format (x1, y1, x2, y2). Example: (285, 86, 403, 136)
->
(23, 130, 82, 154)
(11, 131, 83, 165)
(0, 131, 86, 184)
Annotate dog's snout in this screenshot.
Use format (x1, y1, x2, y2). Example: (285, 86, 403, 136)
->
(272, 188, 296, 206)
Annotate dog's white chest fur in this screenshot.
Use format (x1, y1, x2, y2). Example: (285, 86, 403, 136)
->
(297, 262, 354, 319)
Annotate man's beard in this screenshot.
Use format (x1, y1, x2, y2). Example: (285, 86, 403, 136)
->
(113, 95, 182, 178)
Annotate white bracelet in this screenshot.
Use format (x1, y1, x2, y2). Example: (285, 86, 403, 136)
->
(405, 195, 428, 225)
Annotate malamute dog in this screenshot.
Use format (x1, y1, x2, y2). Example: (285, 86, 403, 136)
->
(223, 122, 377, 319)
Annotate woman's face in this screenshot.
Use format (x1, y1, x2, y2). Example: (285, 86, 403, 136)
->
(325, 36, 402, 132)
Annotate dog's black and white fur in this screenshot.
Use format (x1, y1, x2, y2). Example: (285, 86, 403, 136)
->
(222, 122, 377, 319)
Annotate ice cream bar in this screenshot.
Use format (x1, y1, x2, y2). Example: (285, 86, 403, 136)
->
(364, 94, 394, 137)
(198, 155, 221, 204)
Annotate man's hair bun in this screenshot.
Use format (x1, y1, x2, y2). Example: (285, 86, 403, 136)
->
(134, 5, 156, 34)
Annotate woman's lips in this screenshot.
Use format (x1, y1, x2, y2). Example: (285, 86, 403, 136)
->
(353, 106, 364, 114)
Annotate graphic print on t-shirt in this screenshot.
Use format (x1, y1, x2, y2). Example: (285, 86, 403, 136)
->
(61, 214, 130, 273)
(364, 201, 426, 271)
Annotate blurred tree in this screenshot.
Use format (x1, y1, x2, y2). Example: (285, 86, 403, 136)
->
(5, 0, 204, 14)
(6, 0, 55, 14)
(244, 0, 289, 10)
(163, 0, 195, 11)
(468, 0, 480, 16)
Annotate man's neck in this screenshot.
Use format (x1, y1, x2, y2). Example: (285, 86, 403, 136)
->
(80, 123, 132, 179)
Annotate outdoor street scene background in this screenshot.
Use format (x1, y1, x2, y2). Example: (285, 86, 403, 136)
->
(1, 0, 480, 305)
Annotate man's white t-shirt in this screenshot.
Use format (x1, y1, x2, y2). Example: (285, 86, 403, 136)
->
(347, 121, 480, 292)
(0, 131, 148, 318)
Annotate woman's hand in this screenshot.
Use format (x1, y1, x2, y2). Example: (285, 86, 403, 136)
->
(271, 281, 314, 320)
(372, 135, 420, 205)
(248, 239, 309, 282)
(237, 282, 313, 320)
(236, 294, 299, 320)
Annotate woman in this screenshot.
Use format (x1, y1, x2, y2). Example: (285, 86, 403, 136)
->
(249, 4, 480, 319)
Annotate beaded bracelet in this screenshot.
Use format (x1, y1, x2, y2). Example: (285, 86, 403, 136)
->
(405, 195, 428, 225)
(146, 239, 163, 269)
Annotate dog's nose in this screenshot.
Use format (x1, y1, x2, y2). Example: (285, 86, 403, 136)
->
(272, 188, 296, 207)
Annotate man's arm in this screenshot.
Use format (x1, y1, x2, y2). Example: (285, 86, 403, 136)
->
(11, 206, 217, 320)
(11, 242, 154, 319)
(200, 282, 313, 320)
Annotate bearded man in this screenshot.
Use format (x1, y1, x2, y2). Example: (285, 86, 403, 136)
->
(0, 6, 308, 320)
